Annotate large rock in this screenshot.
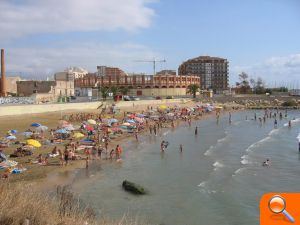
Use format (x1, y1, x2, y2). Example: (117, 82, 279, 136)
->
(122, 180, 147, 195)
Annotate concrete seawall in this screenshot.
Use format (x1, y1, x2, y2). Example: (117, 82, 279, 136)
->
(0, 99, 190, 117)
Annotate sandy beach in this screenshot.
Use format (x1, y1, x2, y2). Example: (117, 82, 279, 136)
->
(0, 99, 221, 184)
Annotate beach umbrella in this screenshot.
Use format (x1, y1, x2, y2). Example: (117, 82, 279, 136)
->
(35, 125, 48, 132)
(134, 117, 144, 123)
(6, 135, 17, 140)
(9, 130, 18, 134)
(23, 131, 33, 137)
(159, 105, 167, 110)
(126, 119, 136, 124)
(65, 125, 75, 131)
(55, 129, 69, 134)
(128, 114, 135, 119)
(122, 122, 131, 126)
(108, 118, 118, 124)
(31, 123, 41, 127)
(73, 132, 85, 139)
(87, 119, 97, 125)
(136, 114, 145, 118)
(26, 139, 41, 148)
(85, 125, 94, 131)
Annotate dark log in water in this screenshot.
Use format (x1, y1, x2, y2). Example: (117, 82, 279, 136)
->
(122, 180, 147, 195)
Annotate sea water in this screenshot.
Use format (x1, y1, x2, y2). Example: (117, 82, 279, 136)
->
(69, 110, 300, 225)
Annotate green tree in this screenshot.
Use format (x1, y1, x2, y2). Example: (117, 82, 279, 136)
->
(110, 86, 119, 98)
(119, 86, 130, 95)
(237, 72, 251, 94)
(187, 84, 200, 98)
(100, 87, 109, 101)
(251, 77, 266, 94)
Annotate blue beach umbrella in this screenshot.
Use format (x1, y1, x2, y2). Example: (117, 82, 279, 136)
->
(31, 123, 41, 127)
(55, 129, 68, 134)
(126, 119, 136, 124)
(108, 118, 118, 124)
(6, 135, 17, 140)
(9, 130, 18, 134)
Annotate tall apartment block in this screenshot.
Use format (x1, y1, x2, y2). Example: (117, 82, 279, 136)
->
(178, 56, 229, 93)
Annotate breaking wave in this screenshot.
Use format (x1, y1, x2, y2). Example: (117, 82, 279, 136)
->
(213, 161, 224, 171)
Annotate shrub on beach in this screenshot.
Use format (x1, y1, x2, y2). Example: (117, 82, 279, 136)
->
(281, 100, 298, 107)
(0, 183, 144, 225)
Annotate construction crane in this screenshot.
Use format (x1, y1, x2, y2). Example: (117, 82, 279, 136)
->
(134, 59, 166, 75)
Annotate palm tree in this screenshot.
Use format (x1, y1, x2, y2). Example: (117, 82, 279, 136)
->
(100, 87, 109, 101)
(187, 84, 200, 98)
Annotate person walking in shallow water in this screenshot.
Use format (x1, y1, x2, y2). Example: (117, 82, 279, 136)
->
(180, 144, 183, 153)
(274, 119, 278, 128)
(195, 126, 198, 135)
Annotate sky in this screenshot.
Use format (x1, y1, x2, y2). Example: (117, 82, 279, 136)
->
(1, 0, 300, 87)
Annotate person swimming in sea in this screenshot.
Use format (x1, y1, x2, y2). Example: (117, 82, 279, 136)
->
(262, 159, 270, 167)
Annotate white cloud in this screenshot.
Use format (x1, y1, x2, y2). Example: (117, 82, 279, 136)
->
(231, 54, 300, 86)
(5, 42, 161, 78)
(0, 0, 155, 40)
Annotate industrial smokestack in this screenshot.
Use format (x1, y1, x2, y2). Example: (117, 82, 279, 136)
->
(1, 49, 6, 97)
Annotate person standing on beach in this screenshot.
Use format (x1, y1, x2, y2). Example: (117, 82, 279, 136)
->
(85, 157, 89, 168)
(109, 149, 114, 160)
(229, 112, 232, 124)
(153, 125, 157, 136)
(195, 126, 198, 135)
(134, 129, 138, 141)
(97, 146, 102, 159)
(149, 125, 153, 134)
(64, 149, 69, 166)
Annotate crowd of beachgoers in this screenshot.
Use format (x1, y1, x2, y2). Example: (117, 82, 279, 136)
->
(0, 103, 224, 180)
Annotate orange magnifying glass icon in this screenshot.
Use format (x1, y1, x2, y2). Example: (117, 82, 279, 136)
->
(269, 195, 295, 223)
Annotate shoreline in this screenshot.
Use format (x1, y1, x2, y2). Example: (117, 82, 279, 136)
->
(37, 106, 242, 191)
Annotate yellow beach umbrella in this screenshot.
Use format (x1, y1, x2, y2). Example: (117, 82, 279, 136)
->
(26, 139, 41, 148)
(159, 105, 167, 110)
(87, 119, 97, 125)
(73, 132, 85, 139)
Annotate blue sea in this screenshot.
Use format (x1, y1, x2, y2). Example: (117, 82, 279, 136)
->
(67, 110, 300, 225)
